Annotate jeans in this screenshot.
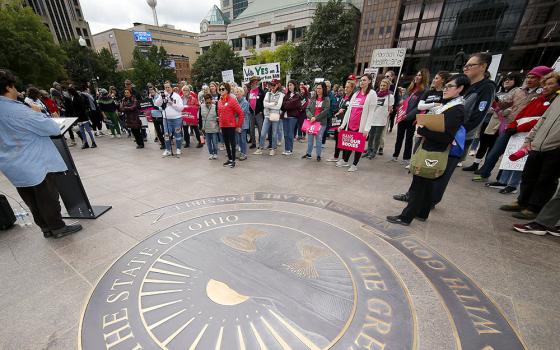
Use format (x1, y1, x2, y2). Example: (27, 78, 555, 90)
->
(306, 125, 326, 157)
(479, 133, 511, 178)
(250, 112, 264, 144)
(277, 118, 284, 142)
(282, 117, 297, 152)
(222, 127, 237, 161)
(206, 132, 218, 155)
(259, 117, 280, 149)
(79, 121, 95, 145)
(499, 170, 522, 188)
(163, 117, 183, 151)
(367, 126, 385, 155)
(236, 129, 248, 155)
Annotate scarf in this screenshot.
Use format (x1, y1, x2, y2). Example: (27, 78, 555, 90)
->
(377, 90, 389, 98)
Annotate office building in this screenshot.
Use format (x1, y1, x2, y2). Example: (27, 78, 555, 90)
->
(25, 0, 94, 47)
(200, 0, 362, 60)
(93, 23, 199, 81)
(355, 0, 559, 76)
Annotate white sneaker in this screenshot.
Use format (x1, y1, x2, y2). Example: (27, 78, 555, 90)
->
(348, 165, 358, 172)
(277, 140, 282, 146)
(176, 149, 182, 155)
(457, 162, 463, 167)
(405, 164, 410, 170)
(212, 154, 218, 159)
(327, 158, 339, 162)
(285, 151, 292, 155)
(209, 155, 214, 160)
(162, 150, 171, 157)
(468, 150, 476, 156)
(110, 135, 115, 138)
(269, 149, 276, 156)
(116, 134, 122, 138)
(336, 159, 349, 167)
(253, 148, 263, 155)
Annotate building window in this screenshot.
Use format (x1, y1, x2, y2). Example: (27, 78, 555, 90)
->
(293, 27, 306, 42)
(232, 0, 248, 19)
(246, 36, 256, 49)
(415, 39, 434, 52)
(378, 26, 384, 39)
(403, 4, 421, 20)
(418, 21, 437, 37)
(276, 31, 288, 44)
(400, 22, 417, 38)
(231, 38, 242, 51)
(222, 0, 229, 6)
(260, 33, 271, 47)
(385, 26, 392, 38)
(423, 2, 443, 20)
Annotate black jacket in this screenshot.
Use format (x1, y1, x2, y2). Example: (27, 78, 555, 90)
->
(463, 78, 496, 138)
(405, 89, 425, 121)
(417, 102, 464, 152)
(246, 87, 266, 115)
(71, 93, 89, 122)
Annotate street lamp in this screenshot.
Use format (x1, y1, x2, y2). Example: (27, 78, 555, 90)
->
(78, 36, 97, 91)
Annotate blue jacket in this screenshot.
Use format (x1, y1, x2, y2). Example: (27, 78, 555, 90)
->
(237, 96, 251, 130)
(0, 96, 67, 187)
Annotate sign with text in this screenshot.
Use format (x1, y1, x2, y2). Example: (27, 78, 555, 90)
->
(363, 67, 378, 83)
(499, 132, 528, 171)
(370, 48, 406, 68)
(221, 69, 234, 83)
(243, 62, 280, 83)
(338, 130, 366, 153)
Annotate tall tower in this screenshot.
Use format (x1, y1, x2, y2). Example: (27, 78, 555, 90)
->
(146, 0, 159, 27)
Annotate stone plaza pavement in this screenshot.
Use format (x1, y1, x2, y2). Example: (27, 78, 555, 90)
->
(0, 128, 559, 349)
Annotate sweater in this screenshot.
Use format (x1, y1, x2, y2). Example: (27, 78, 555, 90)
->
(306, 96, 331, 125)
(526, 96, 560, 152)
(217, 94, 244, 128)
(339, 90, 378, 133)
(281, 92, 302, 118)
(154, 92, 183, 119)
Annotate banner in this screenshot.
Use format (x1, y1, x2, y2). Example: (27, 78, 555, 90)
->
(221, 70, 234, 83)
(499, 132, 528, 171)
(243, 62, 280, 83)
(338, 130, 366, 153)
(370, 48, 406, 68)
(363, 67, 378, 82)
(181, 106, 199, 126)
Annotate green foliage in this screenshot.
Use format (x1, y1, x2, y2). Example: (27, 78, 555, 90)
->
(0, 0, 67, 88)
(246, 42, 299, 82)
(191, 41, 244, 88)
(61, 40, 121, 90)
(297, 0, 359, 84)
(130, 45, 175, 89)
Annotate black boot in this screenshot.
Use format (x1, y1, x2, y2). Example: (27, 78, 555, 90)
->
(462, 163, 479, 171)
(91, 142, 97, 148)
(81, 142, 89, 149)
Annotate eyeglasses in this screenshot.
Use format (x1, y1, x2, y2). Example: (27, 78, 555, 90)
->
(384, 75, 391, 78)
(443, 84, 458, 89)
(219, 88, 226, 91)
(463, 63, 480, 70)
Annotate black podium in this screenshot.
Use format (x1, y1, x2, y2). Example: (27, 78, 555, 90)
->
(51, 118, 112, 219)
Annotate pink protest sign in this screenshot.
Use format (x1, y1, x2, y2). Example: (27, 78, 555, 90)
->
(182, 106, 199, 125)
(338, 130, 366, 152)
(302, 119, 322, 135)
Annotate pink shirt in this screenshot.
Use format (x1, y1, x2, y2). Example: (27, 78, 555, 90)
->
(314, 97, 323, 116)
(349, 91, 367, 130)
(249, 88, 259, 111)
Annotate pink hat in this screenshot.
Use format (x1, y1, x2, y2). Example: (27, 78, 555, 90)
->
(527, 66, 553, 78)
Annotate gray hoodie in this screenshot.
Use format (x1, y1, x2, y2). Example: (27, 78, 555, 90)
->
(526, 96, 560, 152)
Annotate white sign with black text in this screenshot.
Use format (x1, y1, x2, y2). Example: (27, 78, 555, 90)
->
(221, 70, 234, 83)
(243, 62, 281, 83)
(370, 48, 407, 68)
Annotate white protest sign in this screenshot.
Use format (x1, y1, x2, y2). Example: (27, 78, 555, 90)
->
(370, 48, 407, 68)
(553, 55, 560, 72)
(314, 78, 325, 83)
(488, 54, 503, 81)
(221, 70, 234, 83)
(499, 132, 529, 171)
(243, 62, 281, 83)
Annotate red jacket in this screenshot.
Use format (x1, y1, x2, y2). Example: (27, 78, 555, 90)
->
(217, 94, 244, 128)
(508, 95, 554, 132)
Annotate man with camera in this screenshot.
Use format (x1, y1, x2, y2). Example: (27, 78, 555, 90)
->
(155, 81, 184, 156)
(0, 69, 82, 238)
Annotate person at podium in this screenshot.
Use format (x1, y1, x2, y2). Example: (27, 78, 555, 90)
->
(0, 69, 82, 238)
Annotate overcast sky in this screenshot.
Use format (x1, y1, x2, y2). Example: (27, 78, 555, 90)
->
(81, 0, 221, 34)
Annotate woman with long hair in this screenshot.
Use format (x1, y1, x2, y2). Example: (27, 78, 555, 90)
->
(392, 68, 429, 166)
(296, 84, 310, 141)
(387, 74, 470, 225)
(181, 85, 202, 148)
(217, 83, 244, 168)
(254, 79, 284, 156)
(302, 82, 330, 161)
(281, 80, 302, 155)
(337, 74, 378, 172)
(327, 79, 356, 162)
(120, 88, 143, 148)
(364, 78, 394, 159)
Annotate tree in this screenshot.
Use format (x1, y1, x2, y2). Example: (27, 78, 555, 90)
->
(298, 0, 359, 83)
(130, 45, 175, 89)
(0, 0, 67, 88)
(246, 42, 299, 82)
(191, 41, 244, 88)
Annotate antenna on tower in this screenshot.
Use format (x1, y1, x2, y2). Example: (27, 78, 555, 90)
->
(146, 0, 159, 27)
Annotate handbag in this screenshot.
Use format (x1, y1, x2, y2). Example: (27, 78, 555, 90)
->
(269, 111, 280, 122)
(410, 140, 449, 179)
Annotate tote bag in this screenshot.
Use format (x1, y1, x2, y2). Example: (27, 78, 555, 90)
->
(302, 119, 321, 135)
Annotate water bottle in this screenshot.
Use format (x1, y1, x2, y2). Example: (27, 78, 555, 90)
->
(21, 210, 32, 226)
(14, 210, 24, 227)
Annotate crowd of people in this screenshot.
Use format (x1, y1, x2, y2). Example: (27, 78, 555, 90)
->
(1, 52, 559, 238)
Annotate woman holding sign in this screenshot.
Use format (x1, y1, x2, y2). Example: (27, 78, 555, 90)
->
(337, 74, 378, 171)
(301, 82, 330, 161)
(387, 74, 470, 226)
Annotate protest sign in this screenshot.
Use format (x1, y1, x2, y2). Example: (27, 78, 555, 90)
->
(221, 70, 234, 83)
(370, 48, 406, 68)
(499, 132, 529, 171)
(338, 130, 366, 153)
(243, 63, 280, 83)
